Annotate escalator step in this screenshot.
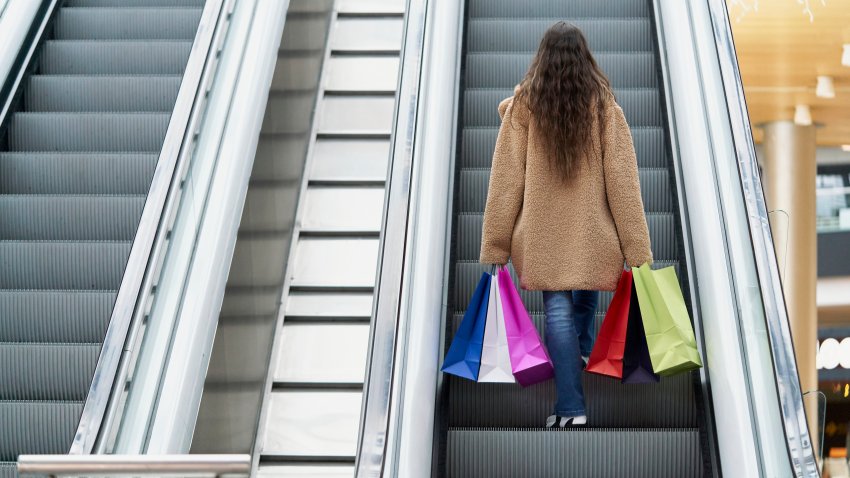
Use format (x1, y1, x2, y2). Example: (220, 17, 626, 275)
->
(26, 76, 181, 112)
(465, 52, 657, 89)
(469, 0, 650, 19)
(0, 196, 145, 241)
(0, 291, 115, 343)
(447, 428, 701, 478)
(456, 168, 672, 214)
(66, 0, 205, 5)
(0, 401, 83, 460)
(55, 7, 202, 40)
(39, 41, 192, 75)
(461, 127, 668, 169)
(464, 88, 662, 128)
(452, 260, 680, 316)
(447, 312, 697, 428)
(467, 19, 653, 53)
(0, 344, 99, 400)
(454, 212, 678, 262)
(8, 113, 169, 152)
(0, 153, 157, 195)
(0, 241, 131, 290)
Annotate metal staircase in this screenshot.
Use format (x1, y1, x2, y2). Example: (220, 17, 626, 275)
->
(0, 1, 203, 476)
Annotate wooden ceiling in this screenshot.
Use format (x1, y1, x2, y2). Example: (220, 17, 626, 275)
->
(727, 0, 850, 146)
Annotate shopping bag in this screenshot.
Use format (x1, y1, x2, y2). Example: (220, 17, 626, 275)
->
(441, 272, 490, 381)
(632, 263, 703, 376)
(478, 273, 515, 383)
(586, 270, 631, 379)
(621, 284, 660, 383)
(497, 267, 554, 387)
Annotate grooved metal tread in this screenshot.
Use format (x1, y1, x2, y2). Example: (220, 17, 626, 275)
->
(466, 18, 653, 52)
(0, 0, 202, 470)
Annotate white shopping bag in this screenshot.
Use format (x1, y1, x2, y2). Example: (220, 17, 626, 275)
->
(477, 273, 516, 383)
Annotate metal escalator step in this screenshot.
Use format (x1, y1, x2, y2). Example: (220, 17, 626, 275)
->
(0, 462, 14, 478)
(447, 428, 701, 478)
(469, 0, 650, 19)
(0, 195, 145, 240)
(0, 401, 83, 460)
(463, 88, 662, 128)
(454, 212, 678, 262)
(27, 76, 181, 112)
(66, 0, 205, 5)
(456, 168, 672, 214)
(40, 41, 192, 75)
(9, 113, 169, 152)
(0, 241, 131, 290)
(55, 8, 202, 40)
(467, 19, 653, 53)
(461, 127, 667, 169)
(452, 260, 680, 316)
(0, 343, 99, 400)
(0, 291, 115, 343)
(0, 153, 157, 194)
(465, 52, 657, 89)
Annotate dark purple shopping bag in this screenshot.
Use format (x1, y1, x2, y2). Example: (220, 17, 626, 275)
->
(622, 285, 660, 384)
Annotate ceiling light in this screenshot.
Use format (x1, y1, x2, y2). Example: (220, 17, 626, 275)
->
(817, 76, 836, 98)
(842, 145, 850, 152)
(843, 45, 850, 67)
(794, 104, 812, 126)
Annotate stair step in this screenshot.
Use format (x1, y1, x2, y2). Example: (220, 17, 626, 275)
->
(447, 428, 701, 478)
(460, 127, 668, 169)
(456, 168, 672, 213)
(55, 7, 202, 40)
(8, 113, 169, 152)
(0, 195, 145, 241)
(0, 241, 131, 290)
(27, 76, 181, 112)
(0, 290, 116, 343)
(0, 401, 83, 461)
(39, 40, 192, 75)
(468, 0, 651, 19)
(467, 19, 653, 53)
(465, 52, 657, 89)
(463, 88, 662, 128)
(0, 343, 99, 401)
(0, 153, 157, 195)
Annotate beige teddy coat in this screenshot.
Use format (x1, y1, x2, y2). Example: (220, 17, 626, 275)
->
(479, 88, 653, 291)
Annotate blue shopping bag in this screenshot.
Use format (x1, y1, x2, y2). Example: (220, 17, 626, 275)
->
(441, 272, 490, 381)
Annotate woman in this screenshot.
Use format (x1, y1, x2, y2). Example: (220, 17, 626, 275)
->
(479, 22, 653, 428)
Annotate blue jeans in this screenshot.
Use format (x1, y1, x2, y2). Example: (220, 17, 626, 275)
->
(542, 290, 599, 416)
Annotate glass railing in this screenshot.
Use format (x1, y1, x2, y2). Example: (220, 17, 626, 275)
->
(817, 176, 850, 233)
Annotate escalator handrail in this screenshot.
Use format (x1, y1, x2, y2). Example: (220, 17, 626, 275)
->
(70, 0, 229, 455)
(705, 0, 819, 474)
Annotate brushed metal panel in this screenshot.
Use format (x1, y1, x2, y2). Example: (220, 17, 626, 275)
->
(285, 292, 373, 318)
(310, 139, 389, 182)
(318, 97, 395, 135)
(274, 323, 369, 383)
(325, 57, 399, 92)
(301, 187, 385, 232)
(261, 391, 362, 457)
(226, 234, 290, 287)
(330, 18, 403, 53)
(290, 238, 379, 288)
(271, 56, 323, 92)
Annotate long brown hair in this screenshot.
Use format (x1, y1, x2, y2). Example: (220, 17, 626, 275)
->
(514, 22, 612, 180)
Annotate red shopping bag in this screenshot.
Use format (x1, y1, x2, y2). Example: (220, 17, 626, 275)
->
(586, 270, 631, 379)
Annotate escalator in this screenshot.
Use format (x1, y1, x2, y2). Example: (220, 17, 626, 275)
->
(0, 0, 203, 475)
(441, 0, 708, 475)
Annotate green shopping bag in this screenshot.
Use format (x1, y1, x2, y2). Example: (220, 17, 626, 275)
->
(632, 263, 703, 376)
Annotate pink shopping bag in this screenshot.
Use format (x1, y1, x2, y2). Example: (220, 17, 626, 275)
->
(497, 266, 554, 387)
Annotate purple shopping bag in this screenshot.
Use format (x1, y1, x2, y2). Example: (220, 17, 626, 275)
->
(497, 266, 554, 387)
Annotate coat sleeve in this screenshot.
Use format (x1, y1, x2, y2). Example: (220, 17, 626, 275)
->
(602, 102, 654, 267)
(479, 96, 528, 265)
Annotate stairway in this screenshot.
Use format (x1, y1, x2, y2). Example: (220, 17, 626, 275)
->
(0, 1, 203, 476)
(444, 0, 707, 476)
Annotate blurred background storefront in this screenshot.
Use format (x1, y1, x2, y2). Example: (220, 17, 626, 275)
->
(730, 0, 850, 474)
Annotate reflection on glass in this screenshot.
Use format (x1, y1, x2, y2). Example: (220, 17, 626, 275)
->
(189, 1, 333, 454)
(817, 173, 850, 232)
